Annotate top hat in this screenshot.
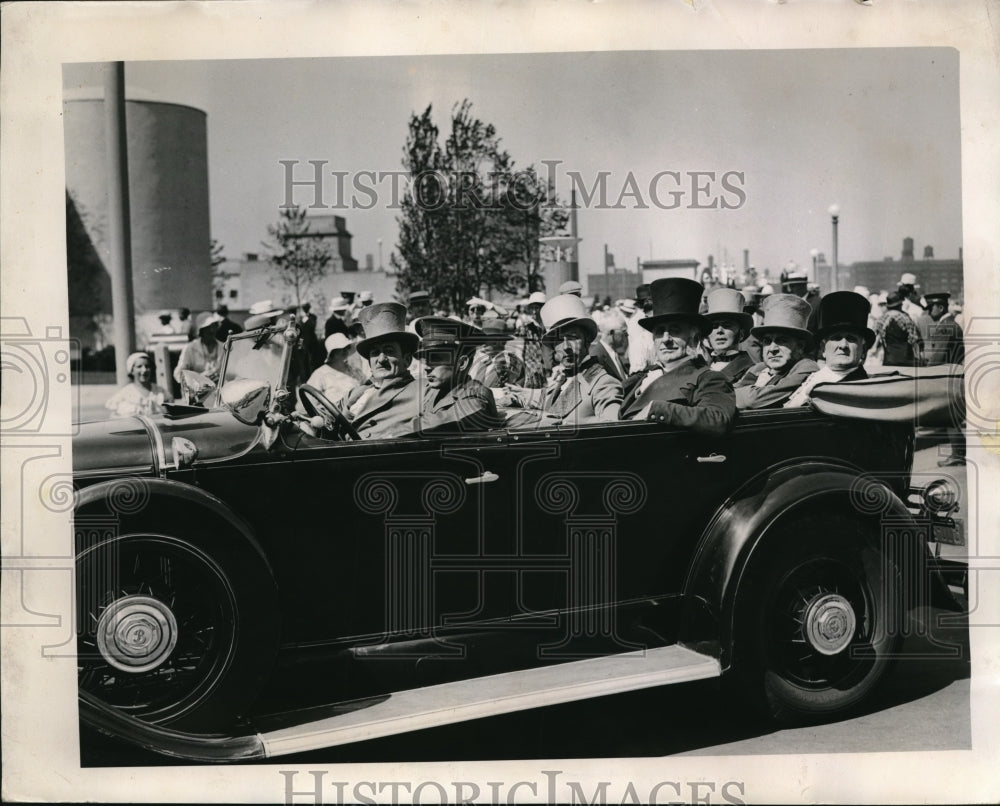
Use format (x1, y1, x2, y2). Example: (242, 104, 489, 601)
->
(539, 294, 599, 342)
(356, 302, 419, 358)
(703, 287, 753, 335)
(635, 284, 652, 303)
(750, 293, 814, 342)
(923, 291, 951, 305)
(816, 290, 876, 346)
(559, 280, 583, 296)
(638, 278, 706, 333)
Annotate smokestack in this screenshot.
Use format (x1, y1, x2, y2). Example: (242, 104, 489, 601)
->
(743, 249, 749, 273)
(902, 237, 914, 261)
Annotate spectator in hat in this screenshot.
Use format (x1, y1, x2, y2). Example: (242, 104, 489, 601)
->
(619, 278, 736, 435)
(299, 333, 364, 410)
(174, 311, 224, 385)
(875, 291, 923, 367)
(784, 291, 874, 408)
(503, 294, 622, 424)
(406, 290, 433, 325)
(214, 304, 243, 344)
(468, 318, 526, 388)
(155, 310, 175, 335)
(105, 351, 172, 418)
(516, 291, 550, 389)
(243, 299, 286, 331)
(625, 284, 657, 374)
(348, 290, 375, 322)
(559, 280, 584, 298)
(898, 272, 924, 322)
(297, 302, 323, 371)
(917, 291, 964, 367)
(701, 287, 755, 383)
(734, 295, 819, 409)
(589, 308, 629, 382)
(338, 302, 421, 439)
(411, 317, 501, 433)
(324, 296, 352, 338)
(176, 307, 197, 341)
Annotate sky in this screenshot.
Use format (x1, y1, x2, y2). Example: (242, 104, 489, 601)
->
(63, 47, 962, 285)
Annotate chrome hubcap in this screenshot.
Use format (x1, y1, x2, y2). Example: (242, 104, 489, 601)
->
(802, 593, 856, 655)
(96, 595, 178, 673)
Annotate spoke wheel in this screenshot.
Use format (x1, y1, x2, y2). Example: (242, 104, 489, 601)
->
(735, 513, 902, 723)
(77, 531, 278, 732)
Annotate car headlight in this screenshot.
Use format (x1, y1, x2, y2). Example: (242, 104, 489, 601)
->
(922, 478, 960, 515)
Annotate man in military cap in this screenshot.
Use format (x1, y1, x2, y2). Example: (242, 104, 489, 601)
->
(701, 287, 755, 383)
(619, 278, 735, 436)
(503, 294, 622, 424)
(411, 317, 502, 433)
(734, 294, 819, 409)
(339, 302, 421, 439)
(784, 291, 874, 408)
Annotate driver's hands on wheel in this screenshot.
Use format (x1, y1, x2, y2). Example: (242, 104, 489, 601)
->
(297, 384, 361, 440)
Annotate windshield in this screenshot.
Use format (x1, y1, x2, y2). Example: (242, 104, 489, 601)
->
(217, 327, 290, 403)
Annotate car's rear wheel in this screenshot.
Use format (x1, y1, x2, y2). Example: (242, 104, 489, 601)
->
(77, 531, 279, 733)
(735, 513, 903, 723)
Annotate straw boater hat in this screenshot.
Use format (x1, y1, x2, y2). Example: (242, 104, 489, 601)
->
(408, 290, 431, 304)
(539, 294, 599, 342)
(355, 302, 419, 358)
(750, 293, 814, 343)
(413, 316, 482, 359)
(637, 278, 706, 333)
(815, 290, 876, 347)
(703, 287, 753, 335)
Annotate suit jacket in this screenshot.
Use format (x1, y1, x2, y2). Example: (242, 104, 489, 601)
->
(340, 374, 421, 440)
(734, 357, 820, 410)
(706, 350, 755, 384)
(620, 359, 735, 436)
(589, 340, 627, 382)
(414, 379, 502, 434)
(540, 358, 623, 422)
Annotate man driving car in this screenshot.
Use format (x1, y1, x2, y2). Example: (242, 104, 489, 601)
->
(337, 302, 421, 439)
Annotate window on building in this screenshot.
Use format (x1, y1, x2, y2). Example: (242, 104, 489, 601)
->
(215, 290, 223, 299)
(229, 290, 238, 299)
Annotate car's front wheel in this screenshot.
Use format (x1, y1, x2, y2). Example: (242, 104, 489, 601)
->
(77, 530, 279, 733)
(735, 513, 903, 723)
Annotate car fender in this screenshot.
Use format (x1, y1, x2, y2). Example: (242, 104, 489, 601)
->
(74, 477, 274, 577)
(679, 458, 925, 670)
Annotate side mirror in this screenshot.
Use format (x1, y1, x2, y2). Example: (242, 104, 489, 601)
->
(179, 370, 216, 405)
(220, 378, 271, 426)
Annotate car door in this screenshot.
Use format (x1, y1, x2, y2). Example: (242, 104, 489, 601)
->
(284, 428, 517, 648)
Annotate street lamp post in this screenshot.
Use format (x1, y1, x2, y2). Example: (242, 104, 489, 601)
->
(828, 204, 840, 292)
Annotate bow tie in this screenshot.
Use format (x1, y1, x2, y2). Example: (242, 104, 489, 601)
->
(711, 352, 740, 363)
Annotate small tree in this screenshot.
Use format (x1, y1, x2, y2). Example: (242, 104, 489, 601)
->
(210, 238, 232, 302)
(262, 206, 332, 308)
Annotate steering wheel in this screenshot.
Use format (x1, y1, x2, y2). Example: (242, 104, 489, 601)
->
(297, 384, 361, 441)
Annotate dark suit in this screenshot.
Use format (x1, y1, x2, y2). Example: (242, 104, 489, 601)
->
(414, 379, 501, 434)
(734, 357, 820, 410)
(341, 374, 421, 440)
(589, 340, 627, 382)
(620, 359, 735, 436)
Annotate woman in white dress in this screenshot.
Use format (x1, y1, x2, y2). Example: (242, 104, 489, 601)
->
(105, 352, 172, 418)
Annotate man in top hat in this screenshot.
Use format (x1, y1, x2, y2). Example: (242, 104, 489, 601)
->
(503, 294, 622, 424)
(468, 317, 526, 388)
(875, 291, 923, 367)
(734, 294, 819, 409)
(324, 296, 352, 338)
(411, 317, 502, 434)
(174, 311, 225, 385)
(559, 279, 584, 297)
(898, 272, 924, 322)
(619, 278, 736, 436)
(701, 287, 756, 383)
(784, 291, 874, 408)
(625, 284, 657, 374)
(338, 302, 421, 439)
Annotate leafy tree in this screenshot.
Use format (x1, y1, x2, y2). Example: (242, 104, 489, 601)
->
(392, 100, 567, 312)
(210, 238, 233, 301)
(262, 206, 333, 308)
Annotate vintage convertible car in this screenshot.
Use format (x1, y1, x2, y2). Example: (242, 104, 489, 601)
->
(74, 319, 966, 762)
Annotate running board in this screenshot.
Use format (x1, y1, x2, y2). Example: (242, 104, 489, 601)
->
(259, 645, 720, 758)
